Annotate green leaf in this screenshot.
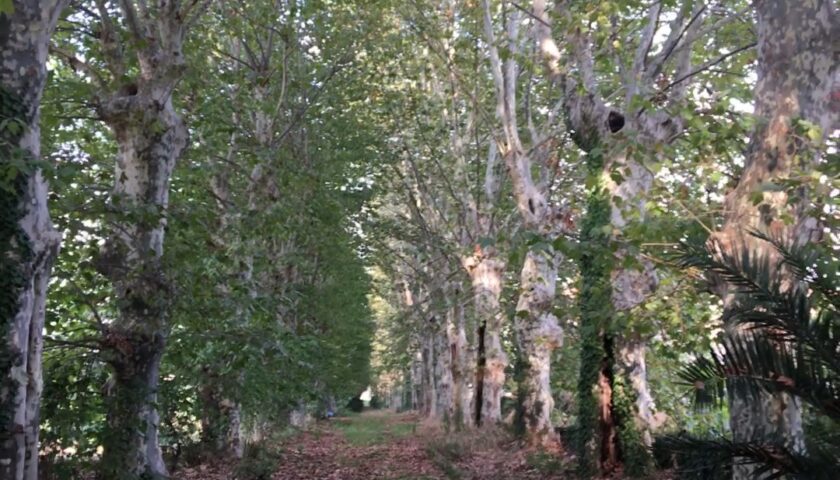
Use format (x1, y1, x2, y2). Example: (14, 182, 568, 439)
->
(0, 0, 14, 15)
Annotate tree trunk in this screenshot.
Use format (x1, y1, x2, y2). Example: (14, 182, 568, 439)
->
(514, 248, 562, 444)
(575, 149, 619, 476)
(615, 335, 654, 447)
(448, 282, 473, 428)
(482, 1, 569, 438)
(607, 152, 659, 458)
(0, 2, 65, 479)
(96, 89, 187, 479)
(711, 2, 837, 478)
(463, 250, 506, 425)
(421, 331, 436, 418)
(199, 380, 244, 458)
(434, 322, 454, 424)
(411, 349, 423, 412)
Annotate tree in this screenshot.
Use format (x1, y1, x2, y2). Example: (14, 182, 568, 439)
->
(51, 1, 211, 477)
(531, 0, 753, 473)
(664, 232, 839, 479)
(707, 1, 837, 478)
(482, 0, 571, 441)
(0, 2, 67, 479)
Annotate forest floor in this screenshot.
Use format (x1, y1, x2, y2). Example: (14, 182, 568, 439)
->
(177, 409, 576, 479)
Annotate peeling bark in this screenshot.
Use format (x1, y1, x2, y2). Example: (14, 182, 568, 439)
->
(710, 2, 837, 478)
(515, 249, 562, 443)
(447, 281, 473, 428)
(0, 2, 66, 479)
(482, 0, 570, 439)
(434, 319, 454, 423)
(88, 3, 198, 477)
(537, 0, 706, 471)
(463, 250, 506, 424)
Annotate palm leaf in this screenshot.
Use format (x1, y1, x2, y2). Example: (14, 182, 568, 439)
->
(667, 233, 840, 477)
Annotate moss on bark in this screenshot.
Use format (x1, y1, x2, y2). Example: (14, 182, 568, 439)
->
(576, 145, 651, 477)
(0, 86, 32, 440)
(612, 371, 651, 477)
(576, 146, 613, 477)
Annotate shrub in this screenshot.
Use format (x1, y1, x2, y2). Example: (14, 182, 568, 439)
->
(234, 443, 279, 480)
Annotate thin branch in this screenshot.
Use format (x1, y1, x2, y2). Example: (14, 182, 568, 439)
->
(118, 0, 146, 41)
(660, 42, 756, 93)
(49, 45, 107, 87)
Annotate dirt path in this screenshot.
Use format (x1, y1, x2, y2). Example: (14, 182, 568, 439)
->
(178, 410, 573, 479)
(272, 411, 441, 479)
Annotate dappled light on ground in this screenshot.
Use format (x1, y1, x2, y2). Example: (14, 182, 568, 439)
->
(177, 410, 581, 479)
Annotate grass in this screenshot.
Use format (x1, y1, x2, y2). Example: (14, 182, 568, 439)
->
(525, 450, 566, 475)
(333, 410, 416, 446)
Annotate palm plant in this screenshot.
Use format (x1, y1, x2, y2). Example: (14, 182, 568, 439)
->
(658, 231, 839, 479)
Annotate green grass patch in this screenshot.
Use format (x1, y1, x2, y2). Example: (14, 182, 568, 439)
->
(526, 450, 567, 475)
(333, 414, 415, 446)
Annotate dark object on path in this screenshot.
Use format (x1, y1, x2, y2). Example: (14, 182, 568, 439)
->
(347, 396, 364, 412)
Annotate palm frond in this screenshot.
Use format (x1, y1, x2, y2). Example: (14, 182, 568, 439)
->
(748, 230, 840, 310)
(668, 232, 840, 477)
(656, 434, 835, 480)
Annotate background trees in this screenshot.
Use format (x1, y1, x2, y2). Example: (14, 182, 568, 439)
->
(0, 0, 834, 478)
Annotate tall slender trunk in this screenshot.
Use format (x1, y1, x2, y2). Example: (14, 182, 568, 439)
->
(199, 377, 243, 458)
(464, 250, 506, 425)
(0, 3, 65, 479)
(411, 349, 423, 412)
(96, 90, 187, 479)
(448, 282, 473, 428)
(434, 321, 454, 424)
(514, 248, 562, 443)
(711, 2, 837, 478)
(422, 331, 437, 418)
(482, 1, 568, 438)
(84, 3, 198, 476)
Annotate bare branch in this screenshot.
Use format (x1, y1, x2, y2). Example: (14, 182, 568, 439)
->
(627, 0, 662, 100)
(49, 45, 107, 87)
(94, 0, 126, 78)
(659, 42, 756, 93)
(117, 0, 146, 41)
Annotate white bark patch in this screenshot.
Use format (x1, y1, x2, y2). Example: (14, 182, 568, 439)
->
(1, 2, 65, 479)
(465, 253, 507, 423)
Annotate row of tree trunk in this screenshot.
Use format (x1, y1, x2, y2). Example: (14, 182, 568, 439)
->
(394, 2, 837, 480)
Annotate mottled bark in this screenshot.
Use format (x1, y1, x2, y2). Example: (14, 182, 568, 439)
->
(482, 0, 567, 439)
(89, 3, 195, 477)
(463, 250, 507, 424)
(421, 332, 437, 418)
(199, 378, 243, 459)
(410, 349, 423, 412)
(537, 0, 703, 471)
(434, 320, 454, 423)
(710, 2, 838, 478)
(515, 249, 562, 443)
(607, 152, 660, 450)
(447, 282, 473, 428)
(615, 335, 654, 447)
(97, 95, 186, 479)
(0, 2, 65, 479)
